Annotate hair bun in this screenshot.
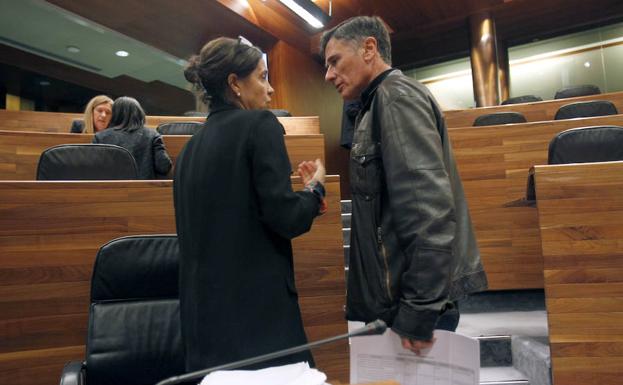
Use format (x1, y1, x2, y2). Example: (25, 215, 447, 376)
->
(184, 55, 201, 85)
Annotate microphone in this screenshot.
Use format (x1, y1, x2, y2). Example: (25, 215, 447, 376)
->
(155, 319, 387, 385)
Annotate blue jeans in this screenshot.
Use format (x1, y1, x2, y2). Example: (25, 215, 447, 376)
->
(435, 301, 460, 331)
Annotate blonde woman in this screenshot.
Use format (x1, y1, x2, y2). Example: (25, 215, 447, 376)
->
(70, 95, 113, 133)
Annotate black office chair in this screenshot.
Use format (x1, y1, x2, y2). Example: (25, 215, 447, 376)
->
(36, 144, 138, 180)
(527, 125, 623, 199)
(182, 110, 208, 117)
(554, 84, 601, 99)
(473, 112, 527, 126)
(554, 100, 618, 120)
(269, 109, 292, 117)
(156, 121, 203, 135)
(59, 235, 184, 385)
(501, 95, 543, 105)
(548, 125, 623, 164)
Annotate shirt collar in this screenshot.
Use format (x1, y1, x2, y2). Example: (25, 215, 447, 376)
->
(360, 68, 396, 109)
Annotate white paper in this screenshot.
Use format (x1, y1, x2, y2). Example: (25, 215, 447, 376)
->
(349, 322, 479, 385)
(199, 361, 328, 385)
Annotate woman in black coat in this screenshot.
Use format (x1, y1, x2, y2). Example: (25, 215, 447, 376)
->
(93, 96, 172, 179)
(174, 37, 327, 372)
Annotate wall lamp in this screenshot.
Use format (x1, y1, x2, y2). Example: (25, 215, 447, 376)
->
(279, 0, 331, 29)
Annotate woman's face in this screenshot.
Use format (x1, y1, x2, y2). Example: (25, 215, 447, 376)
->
(93, 102, 112, 132)
(236, 60, 274, 110)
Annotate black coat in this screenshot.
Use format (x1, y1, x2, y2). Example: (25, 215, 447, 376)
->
(93, 126, 172, 179)
(173, 105, 320, 371)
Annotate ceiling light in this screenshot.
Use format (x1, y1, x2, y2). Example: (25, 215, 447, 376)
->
(279, 0, 330, 29)
(584, 61, 591, 68)
(115, 50, 129, 57)
(66, 45, 80, 53)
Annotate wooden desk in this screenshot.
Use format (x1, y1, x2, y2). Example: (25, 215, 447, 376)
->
(0, 130, 325, 180)
(532, 161, 623, 385)
(0, 109, 320, 135)
(444, 90, 623, 127)
(0, 177, 346, 385)
(449, 113, 623, 290)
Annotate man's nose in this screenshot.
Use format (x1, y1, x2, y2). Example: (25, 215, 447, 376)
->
(325, 67, 335, 82)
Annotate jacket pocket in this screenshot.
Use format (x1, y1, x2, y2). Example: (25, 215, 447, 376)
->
(350, 142, 383, 198)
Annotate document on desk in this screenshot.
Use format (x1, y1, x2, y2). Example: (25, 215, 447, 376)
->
(349, 322, 479, 385)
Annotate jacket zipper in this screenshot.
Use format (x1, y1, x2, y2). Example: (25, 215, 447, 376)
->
(377, 226, 392, 301)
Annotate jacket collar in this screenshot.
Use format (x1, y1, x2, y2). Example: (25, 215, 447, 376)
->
(208, 102, 239, 116)
(360, 68, 396, 110)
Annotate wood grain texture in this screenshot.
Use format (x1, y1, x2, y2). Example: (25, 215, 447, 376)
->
(0, 109, 320, 135)
(0, 176, 347, 385)
(0, 130, 325, 180)
(533, 161, 623, 385)
(444, 91, 623, 127)
(448, 114, 623, 289)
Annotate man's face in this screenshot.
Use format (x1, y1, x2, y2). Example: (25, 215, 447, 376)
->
(324, 38, 370, 100)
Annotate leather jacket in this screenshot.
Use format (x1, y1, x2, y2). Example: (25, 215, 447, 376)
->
(346, 70, 488, 340)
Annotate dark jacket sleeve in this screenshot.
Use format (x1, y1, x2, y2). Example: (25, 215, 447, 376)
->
(152, 133, 173, 175)
(250, 112, 320, 239)
(378, 89, 456, 340)
(92, 133, 100, 143)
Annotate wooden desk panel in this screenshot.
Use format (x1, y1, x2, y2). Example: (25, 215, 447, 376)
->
(0, 176, 346, 385)
(533, 162, 623, 385)
(0, 110, 320, 134)
(444, 90, 623, 127)
(449, 114, 623, 290)
(0, 130, 325, 180)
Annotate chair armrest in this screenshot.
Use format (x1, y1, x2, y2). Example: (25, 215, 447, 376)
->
(60, 361, 85, 385)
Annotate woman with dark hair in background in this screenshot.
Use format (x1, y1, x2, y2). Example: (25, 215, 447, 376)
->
(93, 96, 172, 179)
(174, 37, 327, 372)
(70, 94, 113, 133)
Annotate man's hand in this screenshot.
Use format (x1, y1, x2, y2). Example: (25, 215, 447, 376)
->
(401, 336, 436, 356)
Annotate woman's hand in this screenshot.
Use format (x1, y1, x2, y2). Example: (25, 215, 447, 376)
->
(401, 336, 436, 356)
(297, 159, 325, 186)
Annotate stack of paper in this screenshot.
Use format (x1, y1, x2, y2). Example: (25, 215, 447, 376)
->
(199, 361, 329, 385)
(349, 322, 480, 385)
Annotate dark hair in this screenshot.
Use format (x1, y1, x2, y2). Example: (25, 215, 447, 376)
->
(320, 16, 392, 66)
(109, 96, 146, 131)
(184, 37, 263, 107)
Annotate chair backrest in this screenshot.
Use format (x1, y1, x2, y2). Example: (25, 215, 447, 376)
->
(36, 144, 138, 180)
(548, 125, 623, 164)
(473, 112, 527, 126)
(554, 100, 618, 120)
(501, 95, 543, 105)
(182, 110, 208, 117)
(554, 84, 601, 99)
(156, 121, 203, 135)
(269, 109, 292, 117)
(87, 235, 184, 385)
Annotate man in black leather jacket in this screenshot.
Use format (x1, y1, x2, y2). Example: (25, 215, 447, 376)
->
(321, 16, 488, 354)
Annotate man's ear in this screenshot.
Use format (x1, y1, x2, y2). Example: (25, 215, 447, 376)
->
(362, 37, 378, 62)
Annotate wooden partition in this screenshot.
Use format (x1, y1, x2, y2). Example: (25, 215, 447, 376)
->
(0, 176, 346, 385)
(0, 130, 325, 180)
(449, 113, 623, 290)
(444, 90, 623, 127)
(532, 161, 623, 385)
(0, 109, 321, 135)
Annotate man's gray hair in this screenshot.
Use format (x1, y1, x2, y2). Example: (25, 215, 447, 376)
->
(320, 16, 392, 66)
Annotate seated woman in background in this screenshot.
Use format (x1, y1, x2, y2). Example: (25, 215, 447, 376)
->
(70, 95, 113, 133)
(93, 96, 172, 179)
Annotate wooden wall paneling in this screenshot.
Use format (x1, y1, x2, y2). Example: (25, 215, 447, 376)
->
(0, 109, 320, 134)
(448, 114, 623, 290)
(268, 41, 348, 197)
(0, 130, 325, 180)
(0, 176, 346, 385)
(533, 161, 623, 385)
(444, 90, 623, 127)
